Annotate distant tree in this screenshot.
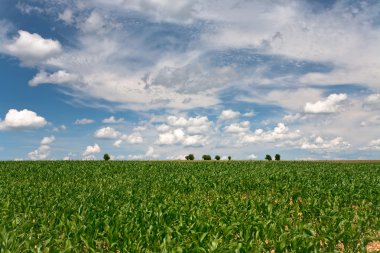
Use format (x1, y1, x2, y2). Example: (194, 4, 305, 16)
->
(275, 154, 281, 161)
(265, 154, 272, 161)
(103, 153, 110, 161)
(185, 154, 195, 160)
(202, 155, 212, 160)
(215, 155, 221, 160)
(228, 156, 231, 161)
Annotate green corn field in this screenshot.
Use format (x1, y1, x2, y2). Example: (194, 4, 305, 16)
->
(0, 161, 379, 252)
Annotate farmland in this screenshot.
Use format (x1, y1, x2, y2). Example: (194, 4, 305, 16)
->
(0, 161, 379, 252)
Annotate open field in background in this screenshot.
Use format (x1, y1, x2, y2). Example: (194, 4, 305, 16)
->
(0, 161, 379, 252)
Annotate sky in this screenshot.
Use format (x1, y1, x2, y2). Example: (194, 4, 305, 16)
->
(0, 0, 380, 160)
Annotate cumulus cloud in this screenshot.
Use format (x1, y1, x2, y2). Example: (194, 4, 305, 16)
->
(75, 118, 95, 125)
(83, 143, 101, 156)
(28, 136, 56, 160)
(156, 124, 171, 132)
(283, 113, 303, 123)
(156, 129, 208, 146)
(301, 136, 350, 151)
(224, 121, 250, 133)
(155, 115, 211, 146)
(102, 116, 125, 124)
(53, 124, 67, 132)
(83, 155, 97, 160)
(28, 147, 49, 160)
(4, 30, 62, 66)
(63, 152, 76, 160)
(94, 127, 121, 139)
(145, 146, 159, 159)
(240, 123, 301, 144)
(0, 109, 47, 130)
(248, 154, 257, 160)
(304, 94, 347, 114)
(112, 131, 144, 147)
(167, 116, 212, 134)
(219, 109, 241, 120)
(243, 112, 255, 117)
(127, 146, 159, 160)
(29, 70, 80, 86)
(41, 136, 55, 145)
(125, 132, 143, 144)
(113, 139, 123, 148)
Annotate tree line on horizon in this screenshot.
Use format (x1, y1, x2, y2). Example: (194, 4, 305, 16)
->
(103, 153, 281, 161)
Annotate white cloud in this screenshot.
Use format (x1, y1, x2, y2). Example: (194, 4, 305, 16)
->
(155, 115, 211, 147)
(83, 155, 97, 160)
(166, 115, 212, 134)
(183, 135, 208, 146)
(240, 123, 301, 144)
(128, 154, 144, 160)
(203, 1, 380, 89)
(109, 154, 125, 160)
(224, 121, 250, 133)
(283, 113, 302, 123)
(93, 0, 197, 23)
(58, 9, 73, 24)
(145, 146, 159, 159)
(219, 109, 241, 120)
(28, 136, 56, 160)
(167, 116, 189, 127)
(360, 116, 380, 127)
(83, 143, 101, 156)
(113, 140, 122, 148)
(80, 11, 105, 33)
(248, 154, 257, 160)
(63, 152, 76, 160)
(53, 124, 67, 132)
(166, 154, 187, 160)
(243, 111, 255, 117)
(238, 88, 323, 112)
(301, 136, 350, 151)
(125, 132, 143, 144)
(94, 127, 121, 139)
(156, 129, 184, 145)
(102, 116, 125, 124)
(360, 139, 380, 151)
(28, 148, 49, 160)
(363, 93, 380, 111)
(156, 124, 170, 132)
(156, 128, 208, 147)
(304, 94, 348, 114)
(29, 70, 80, 86)
(127, 146, 159, 160)
(4, 30, 62, 66)
(16, 2, 43, 14)
(133, 126, 147, 132)
(75, 118, 95, 125)
(0, 109, 47, 130)
(41, 136, 55, 145)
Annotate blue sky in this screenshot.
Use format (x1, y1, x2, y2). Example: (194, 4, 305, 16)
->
(1, 0, 380, 160)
